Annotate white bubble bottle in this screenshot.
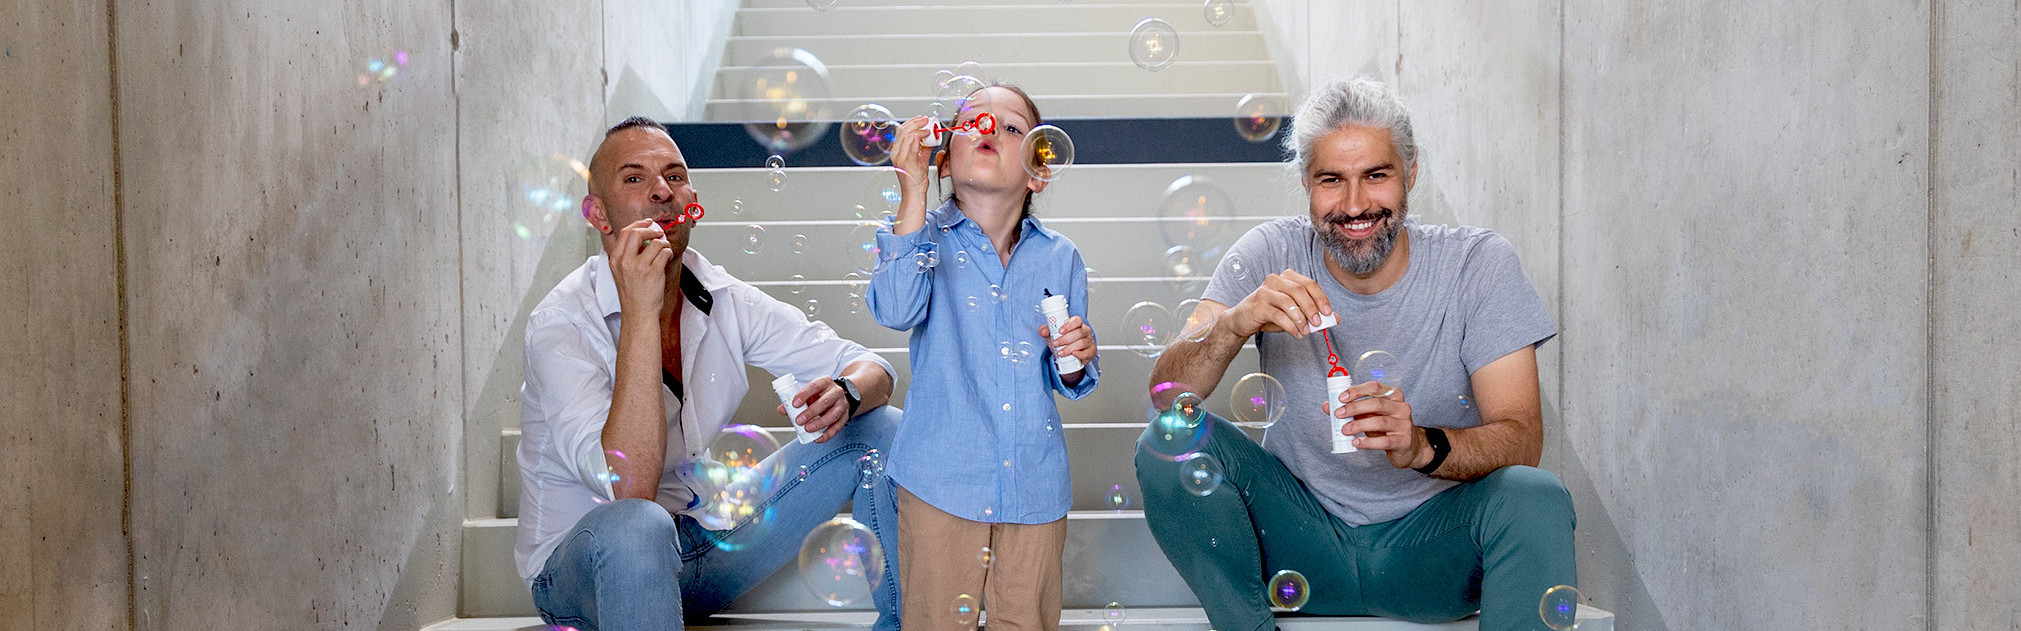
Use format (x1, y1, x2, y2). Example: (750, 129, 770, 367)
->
(1326, 374, 1357, 453)
(1039, 290, 1083, 374)
(772, 373, 819, 444)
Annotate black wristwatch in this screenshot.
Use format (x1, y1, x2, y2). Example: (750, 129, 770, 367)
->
(832, 377, 862, 418)
(1414, 426, 1451, 475)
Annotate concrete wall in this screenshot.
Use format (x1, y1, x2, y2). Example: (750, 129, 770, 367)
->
(0, 1, 128, 628)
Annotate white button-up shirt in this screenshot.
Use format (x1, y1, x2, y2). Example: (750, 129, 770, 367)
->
(514, 249, 892, 586)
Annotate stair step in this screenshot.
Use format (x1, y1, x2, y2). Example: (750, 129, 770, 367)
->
(426, 605, 1613, 630)
(733, 4, 1256, 37)
(710, 60, 1282, 104)
(706, 92, 1283, 121)
(724, 31, 1271, 66)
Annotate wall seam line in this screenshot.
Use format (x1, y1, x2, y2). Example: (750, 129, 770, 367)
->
(449, 0, 470, 614)
(1924, 1, 1941, 630)
(1556, 0, 1567, 463)
(107, 0, 134, 627)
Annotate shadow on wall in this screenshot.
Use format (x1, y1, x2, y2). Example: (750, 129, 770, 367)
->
(1541, 392, 1673, 631)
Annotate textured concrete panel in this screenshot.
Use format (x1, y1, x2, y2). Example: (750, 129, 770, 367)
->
(453, 0, 605, 529)
(1933, 1, 2021, 628)
(0, 1, 127, 628)
(1398, 0, 1563, 403)
(114, 2, 462, 628)
(1562, 2, 1929, 629)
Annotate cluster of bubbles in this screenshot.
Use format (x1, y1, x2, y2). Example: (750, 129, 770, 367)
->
(1119, 298, 1215, 358)
(507, 153, 589, 244)
(1540, 584, 1584, 630)
(357, 50, 409, 87)
(1139, 389, 1210, 461)
(857, 448, 885, 489)
(766, 154, 788, 192)
(797, 517, 885, 607)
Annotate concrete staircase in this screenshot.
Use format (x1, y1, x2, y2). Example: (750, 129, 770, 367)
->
(452, 1, 1614, 629)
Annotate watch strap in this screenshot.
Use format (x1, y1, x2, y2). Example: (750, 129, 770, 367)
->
(1414, 426, 1451, 475)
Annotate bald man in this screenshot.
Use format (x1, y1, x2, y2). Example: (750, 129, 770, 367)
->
(514, 117, 903, 630)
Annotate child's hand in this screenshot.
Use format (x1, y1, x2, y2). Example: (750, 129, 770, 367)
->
(889, 116, 934, 235)
(1036, 316, 1096, 370)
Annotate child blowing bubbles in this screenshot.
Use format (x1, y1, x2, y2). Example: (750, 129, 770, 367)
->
(866, 84, 1099, 631)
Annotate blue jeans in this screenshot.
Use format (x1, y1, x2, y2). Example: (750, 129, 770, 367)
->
(1135, 414, 1576, 631)
(531, 406, 903, 631)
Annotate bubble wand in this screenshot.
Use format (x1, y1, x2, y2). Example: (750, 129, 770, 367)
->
(922, 112, 996, 147)
(653, 202, 707, 231)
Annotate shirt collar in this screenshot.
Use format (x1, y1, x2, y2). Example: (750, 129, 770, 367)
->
(591, 249, 724, 319)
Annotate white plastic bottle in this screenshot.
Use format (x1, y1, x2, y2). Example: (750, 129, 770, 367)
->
(772, 374, 819, 444)
(1039, 291, 1083, 374)
(1326, 374, 1357, 453)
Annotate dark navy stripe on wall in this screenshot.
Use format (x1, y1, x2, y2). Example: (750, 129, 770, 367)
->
(664, 117, 1293, 169)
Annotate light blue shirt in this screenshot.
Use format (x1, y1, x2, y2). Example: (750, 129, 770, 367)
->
(868, 200, 1099, 524)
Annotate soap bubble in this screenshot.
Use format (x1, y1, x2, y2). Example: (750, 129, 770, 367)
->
(791, 234, 808, 254)
(1164, 245, 1200, 277)
(1022, 125, 1076, 182)
(803, 299, 821, 317)
(1204, 0, 1233, 27)
(1458, 394, 1474, 411)
(1171, 391, 1207, 428)
(1121, 301, 1174, 358)
(1158, 175, 1236, 254)
(798, 517, 884, 607)
(1128, 18, 1180, 71)
(1106, 484, 1131, 510)
(1172, 299, 1215, 344)
(857, 449, 884, 489)
(807, 0, 838, 11)
(743, 225, 766, 255)
(848, 292, 865, 314)
(1268, 569, 1310, 610)
(1179, 452, 1224, 496)
(848, 223, 882, 273)
(1223, 251, 1250, 282)
(766, 154, 787, 170)
(932, 69, 955, 91)
(788, 274, 806, 295)
(768, 169, 788, 192)
(1165, 245, 1207, 294)
(1234, 93, 1287, 142)
(729, 198, 745, 218)
(953, 594, 979, 625)
(912, 252, 935, 273)
(738, 48, 833, 153)
(955, 60, 986, 80)
(839, 104, 898, 166)
(1352, 350, 1399, 386)
(508, 154, 589, 243)
(852, 168, 904, 220)
(1012, 341, 1036, 365)
(936, 74, 988, 110)
(964, 295, 983, 312)
(953, 250, 971, 268)
(1104, 602, 1127, 624)
(1540, 585, 1582, 630)
(977, 546, 994, 569)
(1140, 394, 1210, 461)
(989, 284, 1007, 302)
(695, 426, 785, 535)
(1230, 373, 1288, 428)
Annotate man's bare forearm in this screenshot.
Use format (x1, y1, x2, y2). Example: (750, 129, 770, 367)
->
(603, 317, 667, 500)
(1421, 417, 1541, 482)
(1147, 319, 1249, 409)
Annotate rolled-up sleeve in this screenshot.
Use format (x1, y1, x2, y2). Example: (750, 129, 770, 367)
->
(867, 226, 936, 331)
(522, 310, 617, 502)
(737, 286, 895, 384)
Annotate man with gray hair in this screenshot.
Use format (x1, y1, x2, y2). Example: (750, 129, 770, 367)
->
(1137, 77, 1575, 631)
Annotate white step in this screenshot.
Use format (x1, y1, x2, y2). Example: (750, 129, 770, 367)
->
(706, 92, 1284, 120)
(724, 32, 1271, 66)
(429, 605, 1610, 630)
(709, 60, 1283, 104)
(732, 4, 1257, 37)
(741, 0, 1245, 8)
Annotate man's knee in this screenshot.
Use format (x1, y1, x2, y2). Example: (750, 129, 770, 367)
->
(581, 498, 681, 559)
(1479, 466, 1575, 530)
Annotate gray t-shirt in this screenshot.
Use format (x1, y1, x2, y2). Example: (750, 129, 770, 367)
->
(1202, 217, 1556, 526)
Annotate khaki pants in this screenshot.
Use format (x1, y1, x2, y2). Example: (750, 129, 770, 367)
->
(897, 484, 1068, 631)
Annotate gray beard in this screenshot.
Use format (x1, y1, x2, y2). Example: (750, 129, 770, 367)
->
(1317, 205, 1405, 276)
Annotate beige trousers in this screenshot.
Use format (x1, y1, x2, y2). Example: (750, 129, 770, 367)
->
(897, 484, 1068, 631)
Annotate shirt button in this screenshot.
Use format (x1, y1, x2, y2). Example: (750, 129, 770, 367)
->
(1002, 460, 1012, 468)
(1001, 403, 1011, 412)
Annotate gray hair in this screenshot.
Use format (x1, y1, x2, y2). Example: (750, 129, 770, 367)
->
(1283, 77, 1418, 175)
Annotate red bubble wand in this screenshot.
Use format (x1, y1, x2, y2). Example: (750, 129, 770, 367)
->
(1320, 331, 1350, 378)
(923, 112, 996, 147)
(654, 203, 707, 231)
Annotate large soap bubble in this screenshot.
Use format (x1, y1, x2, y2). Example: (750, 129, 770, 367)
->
(798, 517, 885, 607)
(738, 48, 834, 153)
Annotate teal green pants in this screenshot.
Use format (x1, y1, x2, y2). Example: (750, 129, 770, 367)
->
(1135, 415, 1576, 631)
